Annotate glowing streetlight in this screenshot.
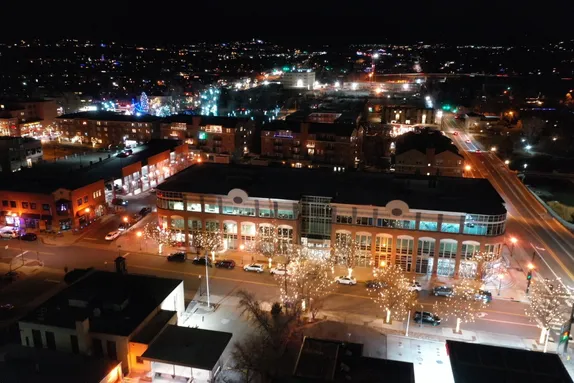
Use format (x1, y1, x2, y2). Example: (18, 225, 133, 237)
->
(373, 53, 380, 59)
(85, 207, 90, 213)
(504, 160, 510, 165)
(491, 146, 497, 152)
(239, 244, 245, 251)
(379, 260, 387, 268)
(136, 231, 142, 250)
(510, 237, 518, 257)
(465, 165, 471, 171)
(523, 163, 528, 169)
(123, 216, 129, 223)
(525, 145, 532, 150)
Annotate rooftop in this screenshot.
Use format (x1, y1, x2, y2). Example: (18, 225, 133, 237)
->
(0, 139, 179, 193)
(0, 344, 120, 383)
(157, 114, 251, 128)
(20, 270, 182, 336)
(131, 310, 177, 344)
(142, 325, 232, 370)
(157, 164, 506, 215)
(263, 120, 357, 137)
(395, 129, 462, 157)
(58, 111, 161, 123)
(293, 337, 414, 382)
(447, 340, 573, 383)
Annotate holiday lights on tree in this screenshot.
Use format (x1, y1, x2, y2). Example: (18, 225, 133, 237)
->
(333, 236, 367, 278)
(432, 277, 487, 333)
(253, 223, 291, 259)
(525, 278, 570, 352)
(460, 250, 505, 281)
(277, 255, 336, 319)
(367, 264, 416, 323)
(139, 92, 149, 113)
(143, 223, 178, 253)
(189, 229, 224, 256)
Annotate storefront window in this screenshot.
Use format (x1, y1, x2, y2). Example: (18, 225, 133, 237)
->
(441, 222, 460, 233)
(419, 221, 438, 231)
(187, 203, 201, 212)
(204, 204, 219, 214)
(259, 208, 274, 218)
(168, 201, 184, 211)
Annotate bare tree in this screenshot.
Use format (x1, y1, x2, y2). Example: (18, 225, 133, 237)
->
(526, 279, 570, 352)
(433, 278, 487, 333)
(231, 290, 300, 382)
(521, 117, 546, 141)
(367, 264, 417, 323)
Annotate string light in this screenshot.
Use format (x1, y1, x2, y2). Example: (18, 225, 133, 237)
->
(367, 264, 416, 323)
(143, 223, 177, 247)
(432, 277, 487, 333)
(333, 236, 369, 278)
(189, 229, 224, 255)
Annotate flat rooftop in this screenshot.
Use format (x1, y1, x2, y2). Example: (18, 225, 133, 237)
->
(58, 110, 161, 123)
(447, 340, 573, 383)
(294, 337, 414, 382)
(142, 325, 232, 370)
(0, 139, 179, 193)
(0, 344, 120, 383)
(20, 270, 182, 337)
(157, 164, 506, 215)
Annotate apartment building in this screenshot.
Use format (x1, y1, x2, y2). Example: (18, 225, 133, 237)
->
(56, 111, 161, 147)
(0, 136, 43, 173)
(282, 71, 316, 89)
(394, 130, 464, 176)
(261, 120, 363, 168)
(381, 105, 435, 125)
(160, 115, 254, 156)
(156, 164, 507, 279)
(18, 269, 184, 375)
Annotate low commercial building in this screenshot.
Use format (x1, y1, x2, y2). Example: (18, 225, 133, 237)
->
(18, 269, 184, 375)
(0, 99, 59, 137)
(261, 120, 363, 168)
(160, 115, 254, 156)
(394, 130, 464, 177)
(0, 136, 43, 173)
(156, 164, 507, 278)
(141, 325, 232, 383)
(56, 111, 161, 147)
(282, 70, 316, 89)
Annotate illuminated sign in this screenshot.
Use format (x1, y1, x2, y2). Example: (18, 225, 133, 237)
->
(198, 132, 207, 140)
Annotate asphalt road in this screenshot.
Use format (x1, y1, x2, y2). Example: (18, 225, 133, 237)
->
(444, 118, 574, 289)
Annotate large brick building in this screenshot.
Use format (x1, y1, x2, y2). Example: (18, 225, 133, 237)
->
(156, 164, 507, 279)
(0, 99, 59, 137)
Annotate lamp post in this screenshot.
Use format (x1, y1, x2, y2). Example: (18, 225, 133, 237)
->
(526, 263, 535, 294)
(136, 231, 143, 251)
(205, 250, 212, 308)
(510, 237, 517, 257)
(497, 274, 504, 296)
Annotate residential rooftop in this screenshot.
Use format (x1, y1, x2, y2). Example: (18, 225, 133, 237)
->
(157, 163, 506, 215)
(395, 129, 462, 156)
(447, 340, 573, 383)
(263, 120, 357, 137)
(0, 344, 120, 383)
(162, 114, 250, 127)
(20, 270, 182, 337)
(142, 325, 232, 370)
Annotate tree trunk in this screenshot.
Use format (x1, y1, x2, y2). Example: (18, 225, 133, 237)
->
(455, 318, 462, 333)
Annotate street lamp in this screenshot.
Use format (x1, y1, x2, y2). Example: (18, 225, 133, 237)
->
(136, 231, 142, 251)
(523, 163, 528, 169)
(123, 216, 129, 223)
(498, 274, 504, 296)
(526, 263, 535, 293)
(510, 237, 517, 257)
(504, 160, 510, 165)
(491, 146, 497, 152)
(465, 165, 471, 172)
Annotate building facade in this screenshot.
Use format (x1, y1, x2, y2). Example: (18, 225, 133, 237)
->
(0, 99, 58, 137)
(0, 136, 43, 173)
(282, 71, 316, 89)
(156, 165, 507, 278)
(395, 148, 464, 177)
(56, 111, 160, 147)
(261, 121, 363, 168)
(381, 106, 435, 125)
(160, 115, 254, 156)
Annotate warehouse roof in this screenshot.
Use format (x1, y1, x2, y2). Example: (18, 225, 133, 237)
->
(157, 164, 506, 215)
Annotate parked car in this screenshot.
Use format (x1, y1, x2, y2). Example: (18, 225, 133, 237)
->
(20, 233, 37, 241)
(335, 276, 357, 285)
(270, 267, 288, 276)
(408, 282, 422, 292)
(414, 311, 441, 326)
(243, 264, 264, 273)
(124, 149, 133, 155)
(105, 230, 122, 241)
(167, 252, 187, 262)
(118, 222, 131, 231)
(0, 230, 18, 239)
(139, 207, 152, 216)
(215, 260, 236, 269)
(433, 286, 454, 297)
(112, 198, 128, 206)
(192, 257, 212, 267)
(117, 152, 128, 158)
(365, 280, 387, 289)
(475, 290, 493, 303)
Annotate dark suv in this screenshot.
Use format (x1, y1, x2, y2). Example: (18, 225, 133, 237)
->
(192, 257, 212, 267)
(414, 311, 441, 326)
(215, 260, 236, 269)
(167, 252, 187, 262)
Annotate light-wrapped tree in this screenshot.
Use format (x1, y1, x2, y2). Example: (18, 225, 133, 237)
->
(526, 278, 570, 352)
(333, 236, 366, 278)
(189, 229, 224, 256)
(433, 278, 487, 333)
(143, 223, 178, 253)
(367, 264, 417, 323)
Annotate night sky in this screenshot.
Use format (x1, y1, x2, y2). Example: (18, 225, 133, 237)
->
(4, 1, 573, 44)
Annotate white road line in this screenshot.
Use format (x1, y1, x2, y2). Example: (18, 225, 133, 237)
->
(123, 252, 130, 258)
(83, 237, 98, 240)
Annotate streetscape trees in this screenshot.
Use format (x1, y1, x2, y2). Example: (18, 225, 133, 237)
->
(526, 278, 570, 353)
(232, 290, 300, 383)
(277, 255, 336, 319)
(333, 236, 366, 278)
(461, 251, 507, 282)
(433, 278, 487, 333)
(367, 264, 416, 324)
(143, 223, 177, 253)
(188, 228, 224, 257)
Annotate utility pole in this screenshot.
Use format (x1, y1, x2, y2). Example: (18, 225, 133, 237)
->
(205, 250, 211, 308)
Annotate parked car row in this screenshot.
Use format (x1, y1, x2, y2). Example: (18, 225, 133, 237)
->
(432, 285, 492, 303)
(0, 230, 37, 241)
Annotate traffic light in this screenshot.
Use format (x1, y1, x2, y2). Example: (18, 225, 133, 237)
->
(562, 330, 570, 342)
(527, 270, 532, 280)
(442, 105, 451, 111)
